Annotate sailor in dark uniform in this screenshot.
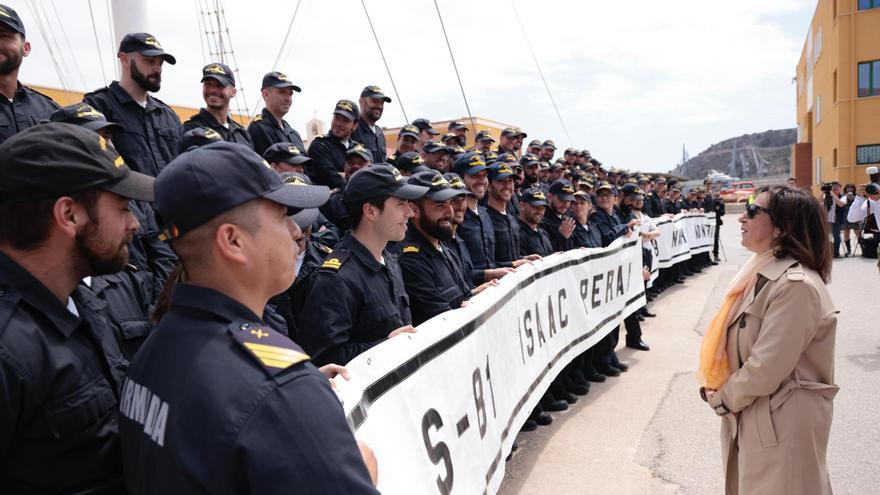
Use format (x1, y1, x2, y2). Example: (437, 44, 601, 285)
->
(0, 123, 154, 493)
(0, 4, 59, 144)
(353, 85, 390, 163)
(387, 124, 420, 167)
(306, 99, 360, 189)
(542, 179, 577, 252)
(247, 71, 306, 155)
(516, 188, 554, 257)
(297, 165, 428, 366)
(318, 143, 373, 233)
(180, 62, 252, 148)
(398, 170, 471, 325)
(119, 141, 380, 493)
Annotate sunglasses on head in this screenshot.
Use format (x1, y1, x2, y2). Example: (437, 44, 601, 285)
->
(745, 203, 770, 219)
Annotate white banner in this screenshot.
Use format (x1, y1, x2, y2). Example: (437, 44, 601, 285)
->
(648, 213, 716, 282)
(335, 237, 646, 495)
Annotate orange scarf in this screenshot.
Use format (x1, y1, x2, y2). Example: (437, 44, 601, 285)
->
(697, 250, 775, 389)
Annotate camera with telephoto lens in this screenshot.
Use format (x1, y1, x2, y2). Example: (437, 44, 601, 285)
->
(820, 183, 833, 193)
(865, 166, 880, 196)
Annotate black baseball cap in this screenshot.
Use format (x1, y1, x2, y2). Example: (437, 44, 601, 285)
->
(411, 118, 439, 135)
(0, 122, 154, 202)
(520, 153, 540, 167)
(549, 179, 576, 201)
(396, 152, 427, 172)
(346, 143, 373, 163)
(361, 85, 391, 102)
(443, 172, 474, 196)
(423, 141, 449, 154)
(453, 152, 487, 176)
(595, 181, 614, 193)
(448, 120, 468, 131)
(50, 103, 125, 134)
(408, 170, 466, 202)
(528, 139, 541, 148)
(621, 184, 645, 197)
(475, 130, 495, 142)
(343, 164, 429, 204)
(201, 62, 235, 87)
(447, 145, 466, 156)
(333, 99, 359, 121)
(180, 127, 222, 152)
(0, 4, 25, 36)
(521, 188, 549, 206)
(399, 125, 419, 139)
(154, 142, 328, 240)
(441, 132, 459, 143)
(488, 162, 515, 181)
(495, 152, 517, 164)
(264, 142, 311, 165)
(118, 33, 176, 64)
(542, 140, 557, 150)
(261, 71, 301, 92)
(279, 172, 326, 229)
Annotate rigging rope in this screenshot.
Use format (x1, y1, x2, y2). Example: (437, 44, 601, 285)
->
(24, 0, 69, 90)
(509, 0, 573, 145)
(433, 0, 476, 135)
(87, 0, 108, 83)
(360, 0, 408, 123)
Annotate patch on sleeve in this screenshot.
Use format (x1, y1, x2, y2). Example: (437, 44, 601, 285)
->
(228, 322, 310, 375)
(402, 245, 420, 254)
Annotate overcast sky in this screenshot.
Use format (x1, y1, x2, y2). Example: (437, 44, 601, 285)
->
(7, 0, 815, 172)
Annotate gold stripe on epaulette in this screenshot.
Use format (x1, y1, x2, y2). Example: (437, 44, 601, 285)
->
(403, 246, 420, 253)
(322, 258, 342, 270)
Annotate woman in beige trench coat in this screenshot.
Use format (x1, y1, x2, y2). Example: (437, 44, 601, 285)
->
(701, 186, 838, 495)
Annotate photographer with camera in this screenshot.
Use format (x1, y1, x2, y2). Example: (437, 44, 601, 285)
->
(821, 182, 847, 258)
(840, 184, 860, 257)
(846, 166, 880, 260)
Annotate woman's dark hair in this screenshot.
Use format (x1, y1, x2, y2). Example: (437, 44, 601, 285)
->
(844, 183, 856, 194)
(759, 185, 832, 283)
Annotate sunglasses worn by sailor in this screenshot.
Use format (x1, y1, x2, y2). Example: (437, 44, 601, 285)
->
(746, 203, 770, 219)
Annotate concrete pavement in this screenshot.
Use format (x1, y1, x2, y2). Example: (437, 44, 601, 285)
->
(499, 213, 880, 495)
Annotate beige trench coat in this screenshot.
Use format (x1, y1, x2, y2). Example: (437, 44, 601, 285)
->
(707, 256, 839, 495)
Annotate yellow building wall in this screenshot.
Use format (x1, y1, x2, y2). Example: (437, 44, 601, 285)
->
(27, 84, 252, 127)
(794, 0, 880, 193)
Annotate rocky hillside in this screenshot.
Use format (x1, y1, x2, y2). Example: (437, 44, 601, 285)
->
(670, 128, 796, 179)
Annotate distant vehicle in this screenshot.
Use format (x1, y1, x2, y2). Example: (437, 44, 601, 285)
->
(719, 181, 755, 203)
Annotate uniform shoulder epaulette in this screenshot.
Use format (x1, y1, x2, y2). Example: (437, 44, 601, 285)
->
(227, 321, 310, 376)
(402, 244, 420, 254)
(786, 264, 805, 282)
(319, 250, 349, 271)
(252, 114, 263, 122)
(315, 243, 333, 255)
(83, 85, 111, 98)
(147, 94, 174, 110)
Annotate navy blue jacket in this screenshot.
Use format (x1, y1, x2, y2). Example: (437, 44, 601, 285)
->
(541, 208, 574, 252)
(0, 83, 59, 144)
(591, 208, 630, 247)
(458, 205, 497, 279)
(296, 233, 412, 366)
(246, 108, 305, 156)
(0, 253, 127, 494)
(571, 219, 603, 249)
(307, 134, 351, 189)
(446, 234, 476, 291)
(399, 227, 470, 326)
(119, 284, 377, 494)
(85, 81, 181, 177)
(181, 108, 253, 148)
(351, 117, 386, 163)
(487, 205, 521, 262)
(517, 218, 554, 257)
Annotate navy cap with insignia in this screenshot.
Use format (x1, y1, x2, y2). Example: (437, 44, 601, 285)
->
(118, 32, 176, 64)
(453, 152, 487, 176)
(520, 188, 549, 206)
(528, 139, 542, 148)
(179, 127, 222, 152)
(333, 99, 359, 121)
(343, 164, 429, 204)
(50, 103, 125, 134)
(407, 170, 467, 202)
(0, 122, 154, 202)
(549, 179, 576, 201)
(263, 142, 311, 165)
(448, 120, 468, 131)
(411, 118, 439, 135)
(475, 130, 495, 142)
(443, 172, 474, 197)
(201, 62, 235, 87)
(279, 172, 326, 228)
(621, 183, 645, 197)
(542, 139, 557, 150)
(154, 142, 329, 240)
(441, 132, 459, 143)
(520, 153, 539, 166)
(422, 141, 449, 154)
(361, 84, 391, 102)
(396, 152, 428, 172)
(398, 125, 419, 139)
(261, 71, 302, 92)
(346, 143, 373, 163)
(595, 181, 614, 193)
(488, 162, 515, 181)
(0, 4, 25, 36)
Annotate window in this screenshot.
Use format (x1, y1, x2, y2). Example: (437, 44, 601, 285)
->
(858, 61, 880, 97)
(833, 69, 838, 102)
(815, 157, 822, 185)
(815, 27, 823, 60)
(815, 95, 822, 123)
(833, 148, 838, 168)
(857, 144, 880, 165)
(859, 0, 879, 10)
